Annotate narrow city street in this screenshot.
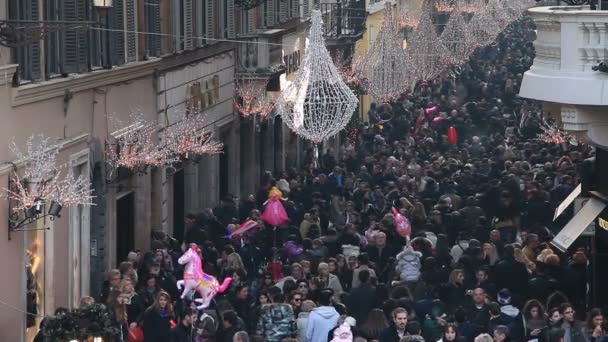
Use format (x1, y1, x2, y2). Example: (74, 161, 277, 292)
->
(0, 1, 607, 342)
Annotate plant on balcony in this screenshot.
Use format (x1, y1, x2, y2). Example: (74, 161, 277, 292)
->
(235, 0, 267, 10)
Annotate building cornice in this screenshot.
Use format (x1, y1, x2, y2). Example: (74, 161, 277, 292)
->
(159, 42, 236, 72)
(11, 59, 160, 107)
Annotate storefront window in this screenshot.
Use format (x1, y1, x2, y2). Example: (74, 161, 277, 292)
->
(25, 218, 45, 341)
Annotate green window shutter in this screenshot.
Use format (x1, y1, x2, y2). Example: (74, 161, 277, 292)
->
(279, 0, 287, 23)
(146, 0, 161, 56)
(206, 0, 215, 41)
(266, 0, 275, 27)
(111, 0, 126, 65)
(10, 0, 42, 81)
(184, 0, 194, 49)
(291, 0, 299, 18)
(63, 0, 89, 74)
(226, 0, 235, 39)
(125, 0, 137, 62)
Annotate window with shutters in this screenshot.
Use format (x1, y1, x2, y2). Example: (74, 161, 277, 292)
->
(265, 0, 275, 27)
(279, 0, 287, 23)
(194, 0, 206, 47)
(9, 0, 42, 82)
(63, 0, 89, 74)
(111, 0, 139, 65)
(205, 0, 216, 43)
(225, 0, 235, 39)
(291, 0, 299, 18)
(145, 0, 162, 56)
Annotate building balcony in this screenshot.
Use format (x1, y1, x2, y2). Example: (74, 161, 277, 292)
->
(520, 5, 608, 148)
(320, 1, 367, 45)
(520, 6, 608, 105)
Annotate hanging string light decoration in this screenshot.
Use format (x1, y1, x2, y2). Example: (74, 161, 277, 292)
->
(359, 2, 410, 103)
(160, 111, 224, 160)
(440, 4, 475, 66)
(276, 10, 359, 146)
(407, 2, 449, 82)
(466, 0, 499, 48)
(235, 76, 275, 119)
(399, 7, 419, 29)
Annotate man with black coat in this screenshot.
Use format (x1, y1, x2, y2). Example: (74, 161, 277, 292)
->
(169, 308, 195, 342)
(380, 307, 409, 342)
(346, 270, 377, 325)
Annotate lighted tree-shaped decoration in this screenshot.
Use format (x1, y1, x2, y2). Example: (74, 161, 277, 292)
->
(276, 10, 359, 145)
(235, 76, 275, 119)
(5, 134, 94, 211)
(106, 112, 178, 172)
(7, 135, 59, 209)
(466, 0, 498, 48)
(359, 3, 410, 103)
(48, 169, 95, 207)
(160, 111, 223, 159)
(440, 4, 475, 66)
(407, 3, 449, 82)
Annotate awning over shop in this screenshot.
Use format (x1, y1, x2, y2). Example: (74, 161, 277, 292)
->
(552, 197, 607, 252)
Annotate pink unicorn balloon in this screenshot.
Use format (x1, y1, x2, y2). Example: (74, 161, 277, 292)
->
(177, 244, 232, 309)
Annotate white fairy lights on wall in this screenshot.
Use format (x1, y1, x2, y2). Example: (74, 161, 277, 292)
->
(160, 111, 223, 159)
(276, 10, 358, 145)
(234, 76, 275, 119)
(5, 134, 94, 212)
(359, 3, 410, 103)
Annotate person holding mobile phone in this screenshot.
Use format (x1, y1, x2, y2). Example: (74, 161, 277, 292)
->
(522, 299, 547, 342)
(584, 308, 608, 342)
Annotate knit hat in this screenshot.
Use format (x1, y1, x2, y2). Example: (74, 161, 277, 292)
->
(497, 288, 511, 305)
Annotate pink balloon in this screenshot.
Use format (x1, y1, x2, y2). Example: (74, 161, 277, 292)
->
(392, 207, 411, 238)
(424, 106, 438, 115)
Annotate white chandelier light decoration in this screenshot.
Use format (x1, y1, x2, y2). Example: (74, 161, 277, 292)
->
(440, 4, 475, 67)
(160, 111, 223, 159)
(276, 10, 358, 145)
(234, 76, 275, 119)
(5, 134, 94, 212)
(407, 3, 449, 82)
(359, 3, 410, 103)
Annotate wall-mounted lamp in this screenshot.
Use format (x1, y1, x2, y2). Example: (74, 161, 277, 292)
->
(8, 200, 62, 240)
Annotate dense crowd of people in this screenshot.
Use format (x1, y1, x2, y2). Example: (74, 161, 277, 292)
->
(45, 14, 605, 342)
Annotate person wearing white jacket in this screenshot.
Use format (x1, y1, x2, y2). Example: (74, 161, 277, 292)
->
(395, 245, 422, 283)
(297, 300, 316, 342)
(306, 289, 339, 342)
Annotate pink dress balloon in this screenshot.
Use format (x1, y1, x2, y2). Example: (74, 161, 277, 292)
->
(261, 187, 289, 227)
(392, 207, 411, 238)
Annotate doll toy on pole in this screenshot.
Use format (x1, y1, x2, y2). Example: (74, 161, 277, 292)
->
(261, 186, 289, 247)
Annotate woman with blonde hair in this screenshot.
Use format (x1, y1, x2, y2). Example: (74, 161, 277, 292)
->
(143, 291, 174, 342)
(514, 247, 536, 273)
(447, 269, 466, 311)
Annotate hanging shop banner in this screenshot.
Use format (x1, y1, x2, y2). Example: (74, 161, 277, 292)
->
(553, 183, 582, 221)
(552, 197, 606, 252)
